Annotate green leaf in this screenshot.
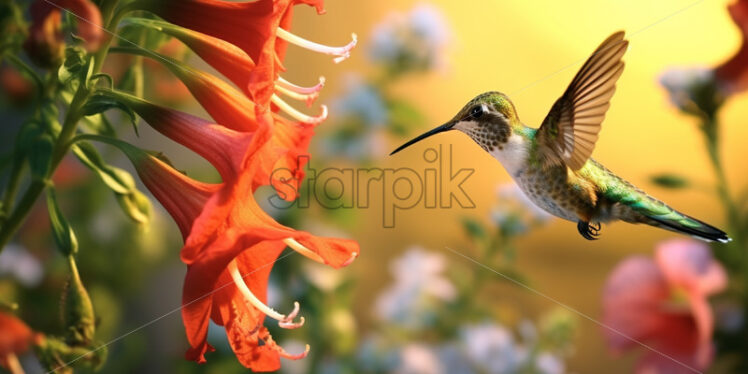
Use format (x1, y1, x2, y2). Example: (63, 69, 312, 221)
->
(58, 46, 86, 84)
(88, 73, 114, 90)
(73, 142, 135, 194)
(387, 98, 425, 136)
(115, 189, 152, 224)
(46, 188, 79, 256)
(80, 113, 116, 136)
(14, 120, 42, 157)
(71, 140, 153, 224)
(650, 173, 690, 189)
(118, 21, 172, 51)
(39, 99, 62, 135)
(461, 217, 487, 239)
(28, 133, 54, 179)
(81, 94, 138, 135)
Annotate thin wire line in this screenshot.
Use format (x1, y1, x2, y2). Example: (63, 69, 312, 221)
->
(508, 0, 706, 97)
(47, 250, 298, 373)
(444, 246, 703, 374)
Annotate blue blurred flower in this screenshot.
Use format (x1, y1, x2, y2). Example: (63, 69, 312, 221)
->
(0, 244, 43, 287)
(534, 352, 565, 374)
(460, 322, 527, 373)
(368, 4, 451, 74)
(459, 321, 567, 374)
(356, 334, 400, 371)
(332, 74, 388, 128)
(375, 246, 456, 329)
(396, 344, 444, 374)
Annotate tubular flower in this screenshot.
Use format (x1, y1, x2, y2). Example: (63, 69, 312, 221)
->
(136, 0, 355, 106)
(602, 239, 726, 373)
(113, 51, 317, 200)
(24, 0, 103, 66)
(0, 311, 34, 372)
(111, 104, 358, 370)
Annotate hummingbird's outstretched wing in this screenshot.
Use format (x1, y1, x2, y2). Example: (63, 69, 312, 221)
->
(537, 31, 628, 170)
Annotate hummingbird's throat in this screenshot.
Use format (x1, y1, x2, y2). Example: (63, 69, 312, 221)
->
(455, 116, 512, 153)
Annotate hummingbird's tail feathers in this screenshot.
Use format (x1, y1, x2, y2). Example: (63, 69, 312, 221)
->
(606, 182, 732, 243)
(645, 214, 731, 243)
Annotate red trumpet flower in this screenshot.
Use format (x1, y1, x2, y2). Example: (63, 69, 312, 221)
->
(109, 101, 358, 370)
(137, 0, 355, 107)
(716, 0, 748, 93)
(0, 311, 34, 373)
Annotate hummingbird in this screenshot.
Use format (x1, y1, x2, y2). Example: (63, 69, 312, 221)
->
(390, 31, 730, 243)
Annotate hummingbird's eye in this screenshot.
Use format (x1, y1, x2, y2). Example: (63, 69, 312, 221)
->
(470, 106, 485, 118)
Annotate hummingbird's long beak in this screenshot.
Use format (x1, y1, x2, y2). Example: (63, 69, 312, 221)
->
(389, 121, 456, 155)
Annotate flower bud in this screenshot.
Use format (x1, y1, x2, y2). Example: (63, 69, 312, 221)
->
(24, 4, 64, 68)
(61, 257, 95, 346)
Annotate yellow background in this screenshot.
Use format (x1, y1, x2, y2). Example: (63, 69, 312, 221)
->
(280, 1, 748, 372)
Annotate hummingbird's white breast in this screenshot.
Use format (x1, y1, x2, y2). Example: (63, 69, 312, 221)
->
(488, 132, 530, 178)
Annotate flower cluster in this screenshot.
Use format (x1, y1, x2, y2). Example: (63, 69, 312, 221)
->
(360, 246, 572, 374)
(368, 3, 451, 75)
(375, 246, 457, 329)
(95, 0, 361, 370)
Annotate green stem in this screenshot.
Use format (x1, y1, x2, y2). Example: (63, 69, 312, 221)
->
(0, 1, 129, 253)
(0, 180, 47, 250)
(0, 85, 88, 250)
(91, 1, 139, 75)
(703, 118, 743, 246)
(1, 158, 24, 218)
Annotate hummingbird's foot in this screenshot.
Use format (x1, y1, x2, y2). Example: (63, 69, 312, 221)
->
(577, 221, 602, 240)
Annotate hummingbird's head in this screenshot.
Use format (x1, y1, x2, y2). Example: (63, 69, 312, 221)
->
(390, 91, 519, 155)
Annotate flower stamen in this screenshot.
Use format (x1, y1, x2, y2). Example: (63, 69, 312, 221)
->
(342, 251, 358, 267)
(272, 94, 328, 124)
(263, 333, 310, 360)
(228, 259, 305, 329)
(276, 76, 326, 94)
(283, 238, 325, 264)
(276, 28, 357, 63)
(275, 84, 319, 107)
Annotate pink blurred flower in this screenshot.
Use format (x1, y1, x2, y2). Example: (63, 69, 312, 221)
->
(602, 239, 726, 373)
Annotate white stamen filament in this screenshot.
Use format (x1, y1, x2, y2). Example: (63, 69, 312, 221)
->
(283, 238, 325, 264)
(276, 28, 357, 63)
(275, 84, 319, 107)
(277, 76, 325, 94)
(272, 94, 328, 124)
(5, 353, 24, 374)
(228, 260, 305, 329)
